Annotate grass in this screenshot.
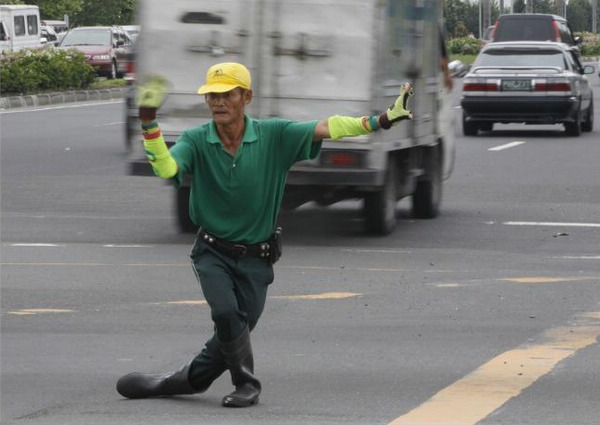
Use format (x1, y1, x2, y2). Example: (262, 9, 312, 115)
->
(88, 78, 129, 89)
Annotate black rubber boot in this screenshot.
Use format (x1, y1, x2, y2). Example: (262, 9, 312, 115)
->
(116, 361, 197, 399)
(220, 327, 261, 407)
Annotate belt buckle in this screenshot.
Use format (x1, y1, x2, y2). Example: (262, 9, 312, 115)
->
(232, 244, 247, 258)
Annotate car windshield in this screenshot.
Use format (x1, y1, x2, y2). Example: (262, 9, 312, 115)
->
(61, 29, 111, 46)
(476, 50, 566, 69)
(495, 19, 555, 41)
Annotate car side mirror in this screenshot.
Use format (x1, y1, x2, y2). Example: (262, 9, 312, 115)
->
(116, 40, 124, 47)
(574, 36, 582, 45)
(582, 65, 594, 75)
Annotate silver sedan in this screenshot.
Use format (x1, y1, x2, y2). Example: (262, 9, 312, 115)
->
(460, 41, 595, 136)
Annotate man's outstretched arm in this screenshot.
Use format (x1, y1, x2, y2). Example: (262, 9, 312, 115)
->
(313, 83, 414, 142)
(137, 75, 178, 179)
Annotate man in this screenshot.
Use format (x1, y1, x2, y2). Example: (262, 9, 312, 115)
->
(116, 62, 413, 408)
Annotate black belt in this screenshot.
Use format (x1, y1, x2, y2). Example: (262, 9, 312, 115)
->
(198, 228, 271, 260)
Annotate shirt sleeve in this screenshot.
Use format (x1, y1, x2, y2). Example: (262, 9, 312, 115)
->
(279, 120, 321, 169)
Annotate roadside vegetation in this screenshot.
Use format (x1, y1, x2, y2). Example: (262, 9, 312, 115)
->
(0, 48, 126, 97)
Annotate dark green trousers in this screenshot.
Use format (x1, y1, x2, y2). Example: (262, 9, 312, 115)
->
(187, 237, 273, 391)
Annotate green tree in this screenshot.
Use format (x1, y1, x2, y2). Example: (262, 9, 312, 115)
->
(534, 0, 556, 14)
(1, 0, 83, 22)
(73, 0, 135, 26)
(513, 0, 526, 13)
(444, 0, 480, 38)
(567, 0, 593, 32)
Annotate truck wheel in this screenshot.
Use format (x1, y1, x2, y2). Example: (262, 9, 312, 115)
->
(462, 113, 478, 136)
(364, 159, 397, 235)
(412, 145, 442, 219)
(176, 187, 196, 233)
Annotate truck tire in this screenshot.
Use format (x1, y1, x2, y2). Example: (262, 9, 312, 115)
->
(176, 186, 196, 233)
(412, 145, 442, 219)
(364, 159, 397, 235)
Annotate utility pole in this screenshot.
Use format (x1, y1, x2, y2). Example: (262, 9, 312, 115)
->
(592, 0, 598, 34)
(499, 0, 504, 15)
(483, 0, 492, 29)
(556, 0, 564, 17)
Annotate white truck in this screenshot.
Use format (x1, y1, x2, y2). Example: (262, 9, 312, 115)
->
(127, 0, 455, 235)
(0, 5, 43, 54)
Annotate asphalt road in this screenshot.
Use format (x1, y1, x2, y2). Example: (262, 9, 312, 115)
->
(1, 86, 599, 425)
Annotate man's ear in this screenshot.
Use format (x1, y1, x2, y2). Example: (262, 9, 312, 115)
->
(244, 89, 253, 104)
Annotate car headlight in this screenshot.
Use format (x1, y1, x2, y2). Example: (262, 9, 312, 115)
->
(91, 54, 111, 60)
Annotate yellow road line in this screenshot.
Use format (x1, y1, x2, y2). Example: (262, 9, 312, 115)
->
(388, 312, 600, 425)
(160, 292, 362, 306)
(502, 276, 595, 283)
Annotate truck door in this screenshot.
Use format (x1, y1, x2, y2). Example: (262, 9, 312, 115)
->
(257, 0, 375, 121)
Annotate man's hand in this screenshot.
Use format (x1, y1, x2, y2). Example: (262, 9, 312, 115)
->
(379, 83, 414, 129)
(137, 74, 171, 121)
(387, 83, 414, 123)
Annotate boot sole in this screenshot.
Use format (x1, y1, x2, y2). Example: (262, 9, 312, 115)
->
(222, 396, 259, 407)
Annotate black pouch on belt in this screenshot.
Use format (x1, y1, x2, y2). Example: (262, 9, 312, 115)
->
(269, 227, 283, 265)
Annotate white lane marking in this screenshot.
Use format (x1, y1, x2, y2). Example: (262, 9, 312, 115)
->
(488, 141, 525, 151)
(553, 256, 600, 260)
(341, 249, 411, 253)
(9, 243, 64, 247)
(102, 244, 153, 248)
(93, 121, 125, 127)
(504, 221, 600, 228)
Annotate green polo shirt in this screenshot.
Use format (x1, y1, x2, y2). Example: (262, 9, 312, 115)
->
(170, 115, 321, 244)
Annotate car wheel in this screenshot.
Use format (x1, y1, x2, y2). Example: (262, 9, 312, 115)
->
(364, 158, 397, 235)
(564, 109, 582, 137)
(108, 60, 117, 80)
(479, 123, 493, 132)
(462, 113, 478, 136)
(581, 98, 594, 133)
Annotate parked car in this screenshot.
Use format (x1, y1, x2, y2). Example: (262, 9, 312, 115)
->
(461, 41, 594, 136)
(41, 20, 69, 42)
(58, 26, 133, 79)
(41, 25, 59, 46)
(120, 24, 140, 41)
(491, 14, 581, 54)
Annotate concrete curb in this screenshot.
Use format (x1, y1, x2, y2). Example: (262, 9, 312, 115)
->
(0, 87, 127, 110)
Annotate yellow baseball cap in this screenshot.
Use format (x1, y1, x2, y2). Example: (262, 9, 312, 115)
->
(197, 62, 251, 94)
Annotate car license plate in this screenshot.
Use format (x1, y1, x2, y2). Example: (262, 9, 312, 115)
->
(501, 79, 531, 91)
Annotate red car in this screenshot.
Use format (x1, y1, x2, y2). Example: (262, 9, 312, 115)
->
(58, 26, 133, 79)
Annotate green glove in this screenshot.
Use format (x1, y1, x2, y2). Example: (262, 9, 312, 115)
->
(137, 74, 171, 121)
(379, 83, 414, 129)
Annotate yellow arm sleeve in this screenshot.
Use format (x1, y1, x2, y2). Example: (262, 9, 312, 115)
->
(142, 123, 178, 179)
(327, 115, 378, 140)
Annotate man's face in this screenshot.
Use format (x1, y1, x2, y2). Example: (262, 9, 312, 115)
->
(205, 88, 252, 126)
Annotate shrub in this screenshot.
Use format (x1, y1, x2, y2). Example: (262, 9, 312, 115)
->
(0, 47, 96, 96)
(448, 37, 482, 56)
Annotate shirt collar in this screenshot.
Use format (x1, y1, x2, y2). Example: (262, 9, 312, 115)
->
(206, 115, 258, 145)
